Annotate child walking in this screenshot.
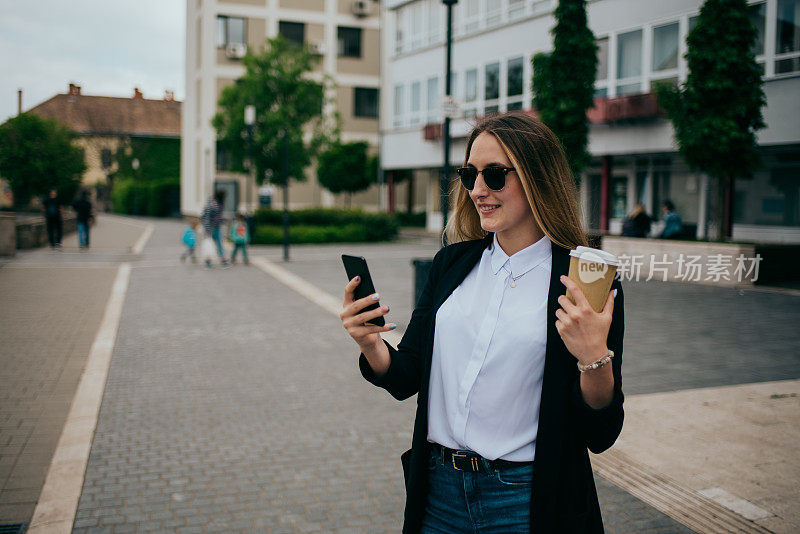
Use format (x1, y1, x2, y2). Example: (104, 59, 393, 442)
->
(229, 213, 250, 265)
(181, 221, 199, 263)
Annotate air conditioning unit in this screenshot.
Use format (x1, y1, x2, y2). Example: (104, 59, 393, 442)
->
(308, 41, 327, 55)
(351, 0, 372, 17)
(225, 43, 247, 59)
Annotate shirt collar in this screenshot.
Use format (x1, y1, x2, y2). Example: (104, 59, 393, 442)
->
(490, 233, 552, 276)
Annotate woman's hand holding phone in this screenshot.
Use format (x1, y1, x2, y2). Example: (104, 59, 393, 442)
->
(340, 276, 395, 375)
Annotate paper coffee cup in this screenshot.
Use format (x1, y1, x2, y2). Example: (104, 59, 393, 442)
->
(567, 246, 618, 313)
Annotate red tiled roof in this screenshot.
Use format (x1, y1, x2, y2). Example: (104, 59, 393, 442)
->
(27, 90, 181, 138)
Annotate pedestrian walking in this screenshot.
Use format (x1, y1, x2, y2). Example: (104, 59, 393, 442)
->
(42, 188, 62, 249)
(659, 200, 683, 239)
(201, 190, 229, 266)
(72, 190, 94, 249)
(228, 213, 250, 265)
(180, 221, 199, 263)
(340, 112, 625, 533)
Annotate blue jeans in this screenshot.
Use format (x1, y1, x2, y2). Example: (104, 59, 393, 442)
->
(210, 227, 224, 257)
(231, 243, 248, 262)
(421, 447, 532, 533)
(77, 221, 90, 247)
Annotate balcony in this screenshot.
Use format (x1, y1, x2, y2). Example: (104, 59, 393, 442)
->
(588, 92, 662, 124)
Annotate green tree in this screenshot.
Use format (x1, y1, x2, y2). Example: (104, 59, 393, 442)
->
(317, 141, 376, 207)
(212, 36, 338, 188)
(657, 0, 765, 240)
(532, 0, 597, 180)
(0, 113, 85, 207)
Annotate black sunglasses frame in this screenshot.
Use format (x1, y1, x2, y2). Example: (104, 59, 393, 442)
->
(456, 165, 516, 191)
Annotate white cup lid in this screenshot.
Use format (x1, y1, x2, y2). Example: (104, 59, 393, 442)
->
(569, 246, 619, 267)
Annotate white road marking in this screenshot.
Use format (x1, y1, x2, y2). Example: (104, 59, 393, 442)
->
(250, 256, 402, 347)
(28, 263, 132, 533)
(131, 223, 155, 254)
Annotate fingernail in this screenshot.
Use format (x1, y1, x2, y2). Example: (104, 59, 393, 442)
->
(371, 294, 380, 301)
(355, 275, 360, 281)
(388, 323, 397, 330)
(613, 289, 618, 298)
(560, 275, 565, 281)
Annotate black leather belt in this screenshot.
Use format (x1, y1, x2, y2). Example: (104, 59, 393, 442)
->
(432, 444, 533, 474)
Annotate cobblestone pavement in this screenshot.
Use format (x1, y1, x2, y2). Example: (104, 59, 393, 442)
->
(0, 215, 145, 525)
(5, 217, 799, 532)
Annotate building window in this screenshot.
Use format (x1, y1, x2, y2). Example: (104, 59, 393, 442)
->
(652, 22, 679, 72)
(279, 21, 305, 47)
(427, 77, 439, 122)
(617, 29, 642, 94)
(596, 37, 609, 81)
(749, 2, 766, 56)
(354, 87, 378, 118)
(410, 81, 422, 125)
(427, 0, 442, 44)
(217, 16, 246, 47)
(465, 69, 478, 102)
(393, 84, 405, 127)
(775, 0, 800, 74)
(101, 149, 113, 169)
(394, 8, 406, 54)
(485, 62, 500, 101)
(507, 57, 523, 97)
(338, 27, 362, 58)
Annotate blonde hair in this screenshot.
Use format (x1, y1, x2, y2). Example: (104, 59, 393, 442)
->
(445, 112, 588, 250)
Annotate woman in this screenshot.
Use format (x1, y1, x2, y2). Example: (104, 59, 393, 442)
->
(621, 203, 652, 238)
(340, 112, 624, 533)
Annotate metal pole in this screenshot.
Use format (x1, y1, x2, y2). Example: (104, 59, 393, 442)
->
(281, 131, 290, 262)
(441, 0, 457, 247)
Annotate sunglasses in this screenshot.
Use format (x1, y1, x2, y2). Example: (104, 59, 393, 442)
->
(456, 165, 516, 191)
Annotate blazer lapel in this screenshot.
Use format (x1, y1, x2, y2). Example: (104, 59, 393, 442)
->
(532, 244, 572, 505)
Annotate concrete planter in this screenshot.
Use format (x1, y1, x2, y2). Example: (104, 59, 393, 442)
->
(0, 212, 16, 256)
(601, 236, 760, 287)
(15, 214, 77, 249)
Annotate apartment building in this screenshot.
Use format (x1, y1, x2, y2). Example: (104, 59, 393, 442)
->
(182, 0, 380, 216)
(380, 0, 800, 243)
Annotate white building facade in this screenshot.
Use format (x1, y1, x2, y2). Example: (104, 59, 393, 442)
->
(183, 0, 381, 217)
(380, 0, 800, 243)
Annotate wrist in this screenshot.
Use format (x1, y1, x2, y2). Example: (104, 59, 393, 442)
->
(577, 348, 614, 373)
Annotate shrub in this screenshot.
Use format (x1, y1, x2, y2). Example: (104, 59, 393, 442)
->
(252, 224, 368, 244)
(112, 177, 179, 216)
(253, 208, 398, 241)
(396, 211, 426, 227)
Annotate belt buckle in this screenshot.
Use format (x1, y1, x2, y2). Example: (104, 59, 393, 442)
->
(452, 452, 466, 471)
(452, 452, 481, 472)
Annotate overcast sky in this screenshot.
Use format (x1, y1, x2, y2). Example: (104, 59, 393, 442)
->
(0, 0, 185, 123)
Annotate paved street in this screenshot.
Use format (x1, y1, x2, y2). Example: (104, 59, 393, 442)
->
(1, 215, 798, 532)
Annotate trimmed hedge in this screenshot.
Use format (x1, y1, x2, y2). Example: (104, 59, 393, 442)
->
(396, 211, 426, 227)
(254, 208, 398, 242)
(253, 224, 369, 244)
(111, 178, 180, 217)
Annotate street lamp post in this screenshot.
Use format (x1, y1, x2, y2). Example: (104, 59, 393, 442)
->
(244, 105, 256, 213)
(441, 0, 458, 246)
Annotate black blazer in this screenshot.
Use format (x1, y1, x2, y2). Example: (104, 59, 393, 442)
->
(360, 235, 625, 533)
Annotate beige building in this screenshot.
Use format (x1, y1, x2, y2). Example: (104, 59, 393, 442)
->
(182, 0, 384, 216)
(26, 84, 181, 208)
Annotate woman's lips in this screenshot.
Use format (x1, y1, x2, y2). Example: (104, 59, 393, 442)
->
(478, 204, 500, 215)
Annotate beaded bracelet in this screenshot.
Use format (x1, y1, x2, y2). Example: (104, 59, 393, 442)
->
(577, 349, 614, 373)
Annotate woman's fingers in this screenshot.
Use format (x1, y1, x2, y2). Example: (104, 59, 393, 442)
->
(343, 276, 361, 305)
(351, 305, 390, 326)
(560, 275, 590, 309)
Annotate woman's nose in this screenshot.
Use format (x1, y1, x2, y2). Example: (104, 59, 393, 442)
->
(469, 174, 489, 198)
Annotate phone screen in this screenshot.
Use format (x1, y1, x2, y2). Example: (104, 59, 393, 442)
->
(341, 254, 385, 326)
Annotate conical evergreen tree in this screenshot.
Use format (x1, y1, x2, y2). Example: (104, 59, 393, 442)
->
(532, 0, 597, 181)
(657, 0, 765, 239)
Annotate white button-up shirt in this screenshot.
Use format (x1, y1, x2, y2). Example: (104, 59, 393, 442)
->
(427, 234, 552, 462)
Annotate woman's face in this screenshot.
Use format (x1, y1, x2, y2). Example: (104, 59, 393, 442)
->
(467, 132, 538, 247)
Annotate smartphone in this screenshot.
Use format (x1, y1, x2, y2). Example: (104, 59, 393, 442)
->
(341, 254, 385, 326)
